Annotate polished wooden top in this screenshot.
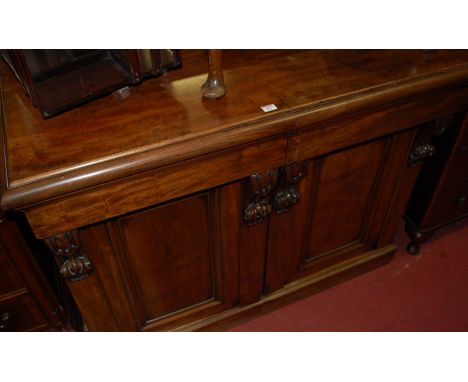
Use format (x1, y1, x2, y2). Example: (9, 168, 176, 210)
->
(2, 50, 468, 209)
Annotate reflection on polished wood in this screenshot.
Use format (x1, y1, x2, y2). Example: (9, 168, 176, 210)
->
(2, 50, 468, 206)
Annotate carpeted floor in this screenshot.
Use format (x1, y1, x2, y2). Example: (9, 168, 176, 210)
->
(230, 218, 468, 331)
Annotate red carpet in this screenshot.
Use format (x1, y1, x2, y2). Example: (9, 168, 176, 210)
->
(230, 218, 468, 331)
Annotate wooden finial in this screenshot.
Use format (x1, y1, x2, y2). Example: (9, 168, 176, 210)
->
(201, 49, 226, 99)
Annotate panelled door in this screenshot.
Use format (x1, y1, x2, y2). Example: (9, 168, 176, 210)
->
(80, 181, 242, 331)
(263, 129, 416, 294)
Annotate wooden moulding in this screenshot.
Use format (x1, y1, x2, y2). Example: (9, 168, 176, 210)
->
(0, 117, 294, 211)
(24, 137, 288, 239)
(287, 85, 468, 163)
(2, 61, 468, 212)
(17, 85, 468, 239)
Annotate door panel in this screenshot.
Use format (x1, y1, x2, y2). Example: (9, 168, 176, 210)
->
(265, 132, 415, 294)
(119, 194, 213, 319)
(304, 139, 385, 259)
(104, 183, 241, 330)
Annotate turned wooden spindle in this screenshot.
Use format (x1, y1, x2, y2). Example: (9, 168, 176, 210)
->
(201, 49, 226, 99)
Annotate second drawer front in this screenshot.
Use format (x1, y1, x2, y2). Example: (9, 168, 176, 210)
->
(0, 294, 48, 332)
(26, 137, 287, 239)
(441, 153, 468, 190)
(426, 183, 468, 226)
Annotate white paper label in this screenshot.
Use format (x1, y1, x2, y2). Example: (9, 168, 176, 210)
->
(260, 104, 278, 112)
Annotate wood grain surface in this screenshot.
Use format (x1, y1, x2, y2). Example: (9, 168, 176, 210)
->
(3, 50, 468, 211)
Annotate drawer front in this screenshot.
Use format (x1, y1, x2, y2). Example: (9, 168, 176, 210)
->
(456, 141, 468, 157)
(440, 153, 468, 190)
(0, 294, 48, 331)
(26, 137, 287, 239)
(0, 245, 24, 296)
(454, 120, 468, 157)
(288, 88, 468, 165)
(426, 183, 468, 226)
(108, 187, 240, 331)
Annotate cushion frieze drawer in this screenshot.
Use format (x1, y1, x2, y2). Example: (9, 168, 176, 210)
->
(25, 137, 287, 239)
(439, 153, 468, 190)
(288, 85, 468, 164)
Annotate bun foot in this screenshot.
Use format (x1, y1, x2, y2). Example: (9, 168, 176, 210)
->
(404, 221, 435, 255)
(407, 241, 420, 255)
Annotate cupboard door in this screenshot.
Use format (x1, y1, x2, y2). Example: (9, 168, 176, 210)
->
(302, 139, 384, 263)
(103, 182, 241, 331)
(265, 130, 415, 294)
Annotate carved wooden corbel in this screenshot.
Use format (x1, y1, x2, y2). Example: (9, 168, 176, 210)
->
(408, 122, 437, 167)
(273, 161, 308, 214)
(243, 169, 278, 225)
(45, 230, 92, 282)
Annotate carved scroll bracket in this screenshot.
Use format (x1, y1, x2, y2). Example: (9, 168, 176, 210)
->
(46, 231, 92, 282)
(273, 161, 308, 214)
(408, 143, 435, 166)
(243, 169, 278, 225)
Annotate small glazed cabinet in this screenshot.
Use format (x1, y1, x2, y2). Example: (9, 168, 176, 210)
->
(2, 50, 468, 331)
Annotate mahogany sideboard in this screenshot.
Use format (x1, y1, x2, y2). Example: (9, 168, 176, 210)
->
(2, 50, 468, 331)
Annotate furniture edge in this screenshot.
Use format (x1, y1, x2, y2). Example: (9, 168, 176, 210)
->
(3, 62, 468, 212)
